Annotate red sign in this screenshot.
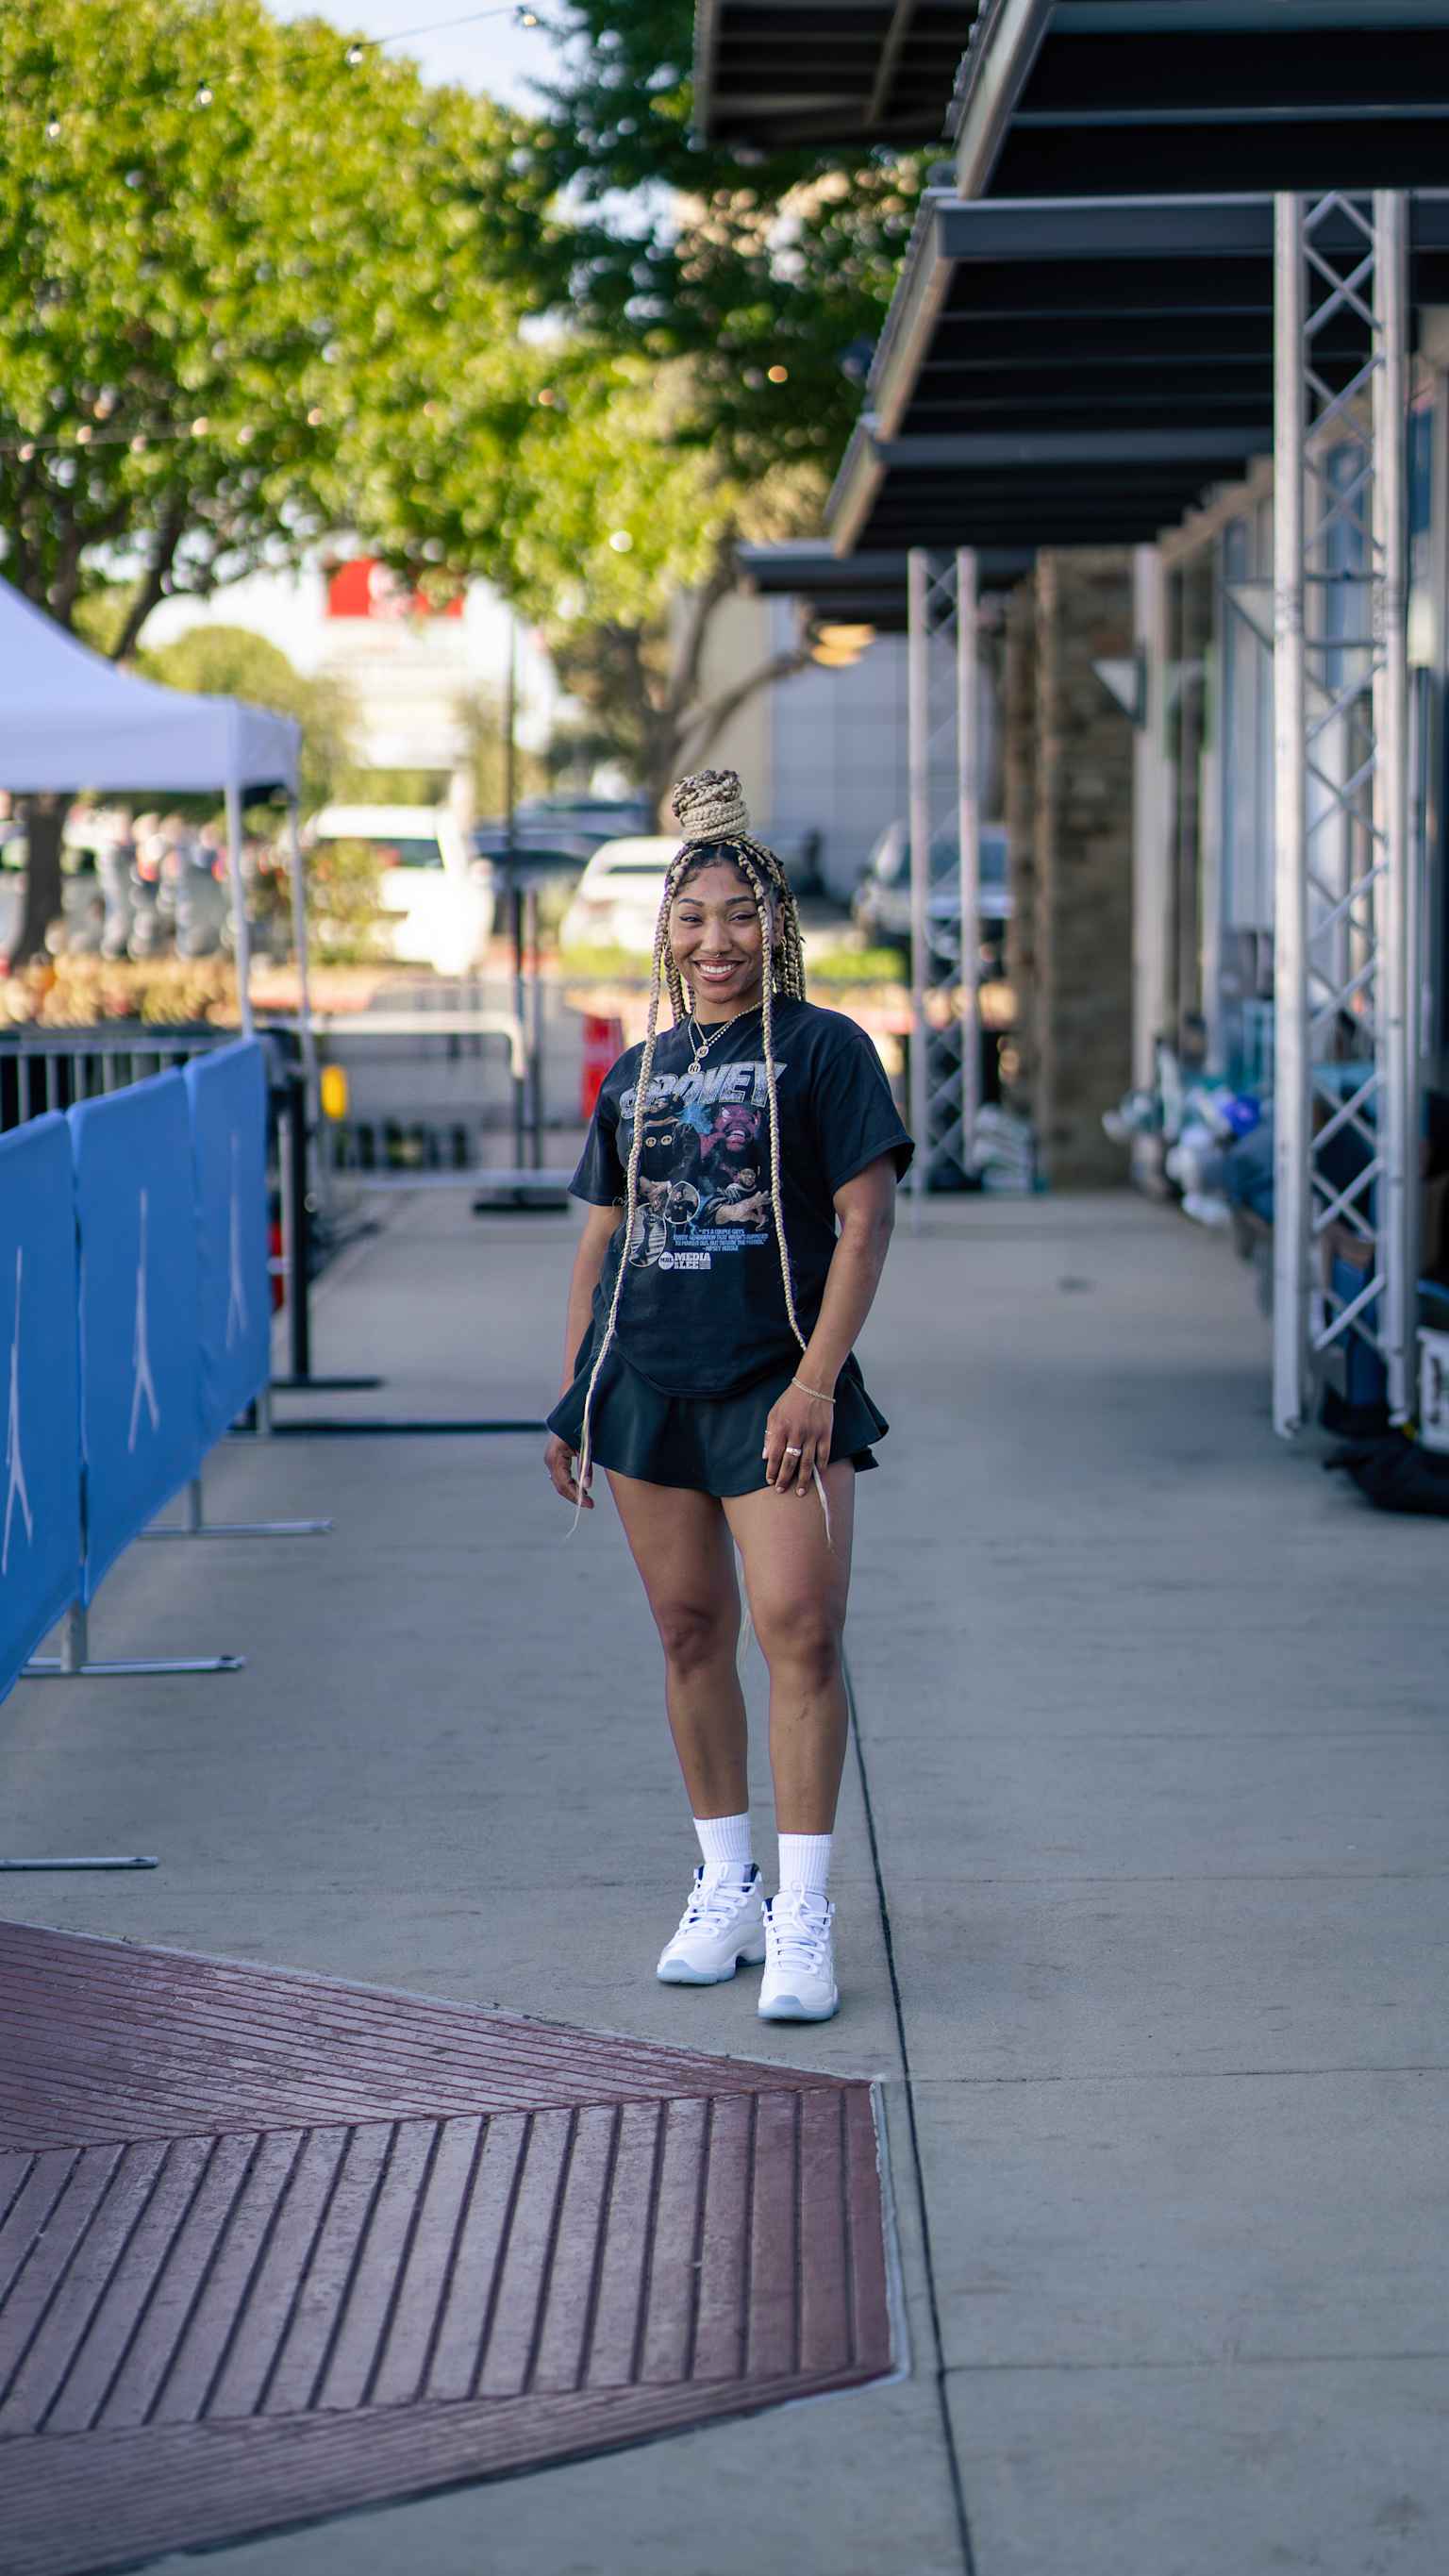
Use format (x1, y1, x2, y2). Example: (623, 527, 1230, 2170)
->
(325, 558, 464, 620)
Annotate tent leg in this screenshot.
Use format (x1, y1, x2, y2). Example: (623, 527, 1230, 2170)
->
(225, 774, 254, 1039)
(284, 793, 320, 1111)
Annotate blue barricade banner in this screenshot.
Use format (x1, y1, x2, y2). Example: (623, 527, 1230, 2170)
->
(0, 1115, 82, 1701)
(185, 1039, 271, 1447)
(70, 1072, 204, 1600)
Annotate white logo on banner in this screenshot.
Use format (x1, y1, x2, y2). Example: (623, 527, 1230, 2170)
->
(3, 1246, 34, 1576)
(225, 1130, 249, 1351)
(128, 1187, 160, 1453)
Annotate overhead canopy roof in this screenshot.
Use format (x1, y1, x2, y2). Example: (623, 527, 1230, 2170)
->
(692, 0, 968, 146)
(951, 2, 1449, 198)
(694, 1, 1449, 186)
(828, 188, 1449, 552)
(736, 538, 1032, 627)
(0, 576, 300, 795)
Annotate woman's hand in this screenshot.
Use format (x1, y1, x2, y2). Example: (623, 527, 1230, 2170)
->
(762, 1385, 834, 1497)
(544, 1433, 592, 1509)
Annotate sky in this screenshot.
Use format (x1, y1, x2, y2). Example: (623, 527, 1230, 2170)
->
(267, 0, 562, 112)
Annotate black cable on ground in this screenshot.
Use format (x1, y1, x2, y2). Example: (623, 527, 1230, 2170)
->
(843, 1650, 977, 2576)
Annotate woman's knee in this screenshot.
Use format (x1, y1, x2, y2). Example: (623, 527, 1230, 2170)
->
(752, 1600, 843, 1687)
(652, 1595, 738, 1674)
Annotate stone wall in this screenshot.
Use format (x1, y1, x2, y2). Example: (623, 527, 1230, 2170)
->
(1005, 549, 1135, 1189)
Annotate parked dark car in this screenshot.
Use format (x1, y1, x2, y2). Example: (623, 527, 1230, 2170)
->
(851, 820, 1010, 957)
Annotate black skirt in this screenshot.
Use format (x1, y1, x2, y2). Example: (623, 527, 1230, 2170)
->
(545, 1330, 890, 1498)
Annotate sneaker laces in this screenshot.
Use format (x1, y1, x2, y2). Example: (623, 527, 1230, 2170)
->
(678, 1870, 753, 1936)
(765, 1894, 832, 1974)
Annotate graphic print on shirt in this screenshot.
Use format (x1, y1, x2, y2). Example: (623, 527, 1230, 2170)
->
(619, 1060, 786, 1274)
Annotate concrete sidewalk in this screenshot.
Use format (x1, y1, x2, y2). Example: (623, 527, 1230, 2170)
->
(4, 1188, 1446, 2575)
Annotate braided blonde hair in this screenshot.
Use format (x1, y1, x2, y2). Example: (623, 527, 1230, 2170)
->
(571, 768, 832, 1540)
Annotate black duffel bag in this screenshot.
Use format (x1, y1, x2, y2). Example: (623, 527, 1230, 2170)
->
(1325, 1434, 1449, 1517)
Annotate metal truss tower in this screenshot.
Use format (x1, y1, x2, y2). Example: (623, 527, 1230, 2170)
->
(907, 546, 981, 1196)
(1273, 191, 1414, 1434)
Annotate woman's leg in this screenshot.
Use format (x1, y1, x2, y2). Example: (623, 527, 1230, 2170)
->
(722, 1461, 857, 1833)
(604, 1469, 748, 1817)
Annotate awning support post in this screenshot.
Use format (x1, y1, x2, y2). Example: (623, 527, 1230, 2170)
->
(957, 545, 983, 1162)
(1131, 544, 1172, 1102)
(1272, 193, 1310, 1435)
(1272, 189, 1414, 1436)
(907, 545, 981, 1197)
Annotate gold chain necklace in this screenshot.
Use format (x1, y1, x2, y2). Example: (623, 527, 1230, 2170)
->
(684, 1001, 759, 1080)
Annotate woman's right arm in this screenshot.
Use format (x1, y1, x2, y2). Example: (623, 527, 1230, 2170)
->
(545, 1203, 625, 1510)
(558, 1203, 625, 1397)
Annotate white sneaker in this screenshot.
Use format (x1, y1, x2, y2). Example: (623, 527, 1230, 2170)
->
(758, 1891, 839, 2022)
(657, 1865, 766, 1984)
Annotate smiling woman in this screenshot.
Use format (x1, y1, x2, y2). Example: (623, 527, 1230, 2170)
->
(541, 769, 913, 2029)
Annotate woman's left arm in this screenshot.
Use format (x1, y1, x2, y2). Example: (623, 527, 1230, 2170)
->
(762, 1156, 897, 1495)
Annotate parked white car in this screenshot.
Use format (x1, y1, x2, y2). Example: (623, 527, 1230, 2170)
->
(558, 835, 679, 953)
(306, 803, 494, 976)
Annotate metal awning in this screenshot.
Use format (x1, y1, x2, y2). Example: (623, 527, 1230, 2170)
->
(692, 1, 970, 146)
(951, 2, 1449, 200)
(736, 538, 1032, 627)
(693, 2, 1449, 169)
(827, 188, 1449, 552)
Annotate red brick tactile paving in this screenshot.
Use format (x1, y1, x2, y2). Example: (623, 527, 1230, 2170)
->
(0, 1922, 893, 2576)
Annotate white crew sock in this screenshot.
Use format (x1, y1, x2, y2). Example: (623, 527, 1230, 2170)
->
(693, 1812, 753, 1883)
(776, 1832, 832, 1904)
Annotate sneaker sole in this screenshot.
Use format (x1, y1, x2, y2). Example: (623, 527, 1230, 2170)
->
(758, 1988, 840, 2022)
(658, 1942, 766, 1986)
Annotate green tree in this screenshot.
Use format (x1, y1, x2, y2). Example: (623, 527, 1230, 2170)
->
(525, 1, 929, 472)
(0, 0, 545, 958)
(358, 345, 823, 811)
(347, 4, 928, 800)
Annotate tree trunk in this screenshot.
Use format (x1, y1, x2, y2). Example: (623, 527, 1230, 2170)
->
(6, 797, 65, 969)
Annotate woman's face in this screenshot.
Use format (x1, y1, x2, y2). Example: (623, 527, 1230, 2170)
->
(669, 861, 772, 1020)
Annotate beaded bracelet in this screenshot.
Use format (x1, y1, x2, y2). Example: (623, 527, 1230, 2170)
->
(792, 1377, 836, 1404)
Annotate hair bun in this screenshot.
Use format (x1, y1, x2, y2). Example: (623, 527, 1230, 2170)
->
(670, 767, 752, 845)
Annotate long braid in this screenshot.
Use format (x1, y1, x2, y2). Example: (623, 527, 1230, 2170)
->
(568, 767, 828, 1545)
(570, 845, 691, 1534)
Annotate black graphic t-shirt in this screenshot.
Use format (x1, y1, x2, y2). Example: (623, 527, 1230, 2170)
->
(569, 997, 914, 1397)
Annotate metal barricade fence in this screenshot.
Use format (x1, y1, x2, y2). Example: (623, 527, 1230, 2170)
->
(0, 1025, 224, 1132)
(0, 1038, 330, 1873)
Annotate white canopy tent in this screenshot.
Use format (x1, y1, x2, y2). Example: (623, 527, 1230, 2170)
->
(0, 572, 308, 1040)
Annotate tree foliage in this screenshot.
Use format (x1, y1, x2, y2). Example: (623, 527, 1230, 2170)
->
(0, 0, 928, 933)
(525, 1, 930, 474)
(0, 0, 545, 644)
(358, 348, 822, 809)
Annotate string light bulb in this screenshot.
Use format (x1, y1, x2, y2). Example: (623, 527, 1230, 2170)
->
(194, 80, 214, 108)
(767, 364, 789, 383)
(608, 530, 633, 553)
(516, 6, 540, 24)
(344, 42, 365, 66)
(44, 115, 62, 140)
